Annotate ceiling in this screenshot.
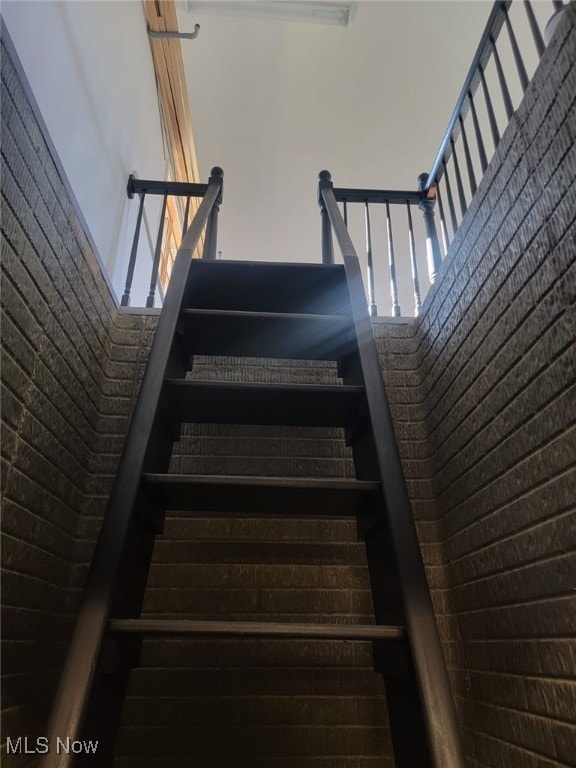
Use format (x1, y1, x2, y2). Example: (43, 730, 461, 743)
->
(174, 1, 537, 315)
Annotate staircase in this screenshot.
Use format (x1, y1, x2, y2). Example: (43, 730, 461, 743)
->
(41, 174, 464, 768)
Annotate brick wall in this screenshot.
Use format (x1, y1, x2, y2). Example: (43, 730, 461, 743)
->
(0, 35, 155, 766)
(377, 7, 576, 766)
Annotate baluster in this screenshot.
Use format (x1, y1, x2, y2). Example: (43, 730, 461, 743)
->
(479, 64, 501, 148)
(503, 6, 529, 91)
(343, 199, 348, 227)
(406, 202, 421, 316)
(364, 201, 378, 317)
(146, 194, 168, 308)
(459, 116, 477, 196)
(451, 139, 468, 217)
(318, 170, 334, 265)
(436, 185, 450, 255)
(417, 173, 443, 285)
(443, 161, 459, 235)
(524, 0, 545, 57)
(468, 91, 488, 173)
(385, 201, 400, 317)
(121, 191, 145, 307)
(182, 195, 191, 238)
(202, 202, 220, 260)
(491, 35, 514, 120)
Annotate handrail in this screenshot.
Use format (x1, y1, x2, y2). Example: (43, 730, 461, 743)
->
(319, 174, 441, 316)
(424, 0, 556, 239)
(40, 167, 224, 768)
(319, 170, 465, 768)
(426, 1, 510, 190)
(122, 176, 218, 307)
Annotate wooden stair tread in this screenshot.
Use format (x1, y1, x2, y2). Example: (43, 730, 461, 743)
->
(178, 308, 356, 360)
(141, 473, 380, 515)
(163, 379, 365, 428)
(183, 259, 352, 315)
(109, 618, 406, 641)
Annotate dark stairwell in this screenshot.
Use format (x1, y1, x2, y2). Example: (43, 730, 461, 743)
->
(2, 4, 576, 767)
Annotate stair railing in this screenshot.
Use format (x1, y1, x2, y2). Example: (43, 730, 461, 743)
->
(424, 0, 561, 243)
(40, 167, 223, 768)
(122, 174, 221, 308)
(319, 168, 465, 768)
(319, 178, 441, 317)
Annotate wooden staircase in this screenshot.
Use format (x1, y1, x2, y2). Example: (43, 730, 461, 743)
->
(41, 175, 464, 767)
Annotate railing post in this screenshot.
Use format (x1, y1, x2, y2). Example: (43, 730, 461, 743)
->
(418, 173, 443, 285)
(202, 166, 224, 260)
(318, 170, 334, 265)
(122, 182, 145, 307)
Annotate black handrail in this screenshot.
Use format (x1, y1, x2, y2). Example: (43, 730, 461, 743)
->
(41, 168, 224, 768)
(122, 176, 217, 307)
(319, 170, 465, 768)
(320, 176, 440, 317)
(425, 0, 558, 239)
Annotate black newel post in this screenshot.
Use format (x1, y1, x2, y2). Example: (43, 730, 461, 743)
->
(122, 180, 145, 307)
(202, 166, 224, 260)
(417, 173, 443, 285)
(318, 170, 334, 265)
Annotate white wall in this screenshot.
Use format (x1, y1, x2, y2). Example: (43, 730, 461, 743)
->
(179, 0, 554, 316)
(2, 0, 167, 305)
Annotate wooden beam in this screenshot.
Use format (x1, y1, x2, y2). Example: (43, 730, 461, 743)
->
(142, 0, 204, 254)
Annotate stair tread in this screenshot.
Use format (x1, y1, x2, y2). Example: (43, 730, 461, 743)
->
(143, 474, 379, 490)
(183, 260, 351, 315)
(178, 309, 355, 361)
(141, 474, 379, 516)
(109, 618, 405, 641)
(163, 379, 365, 428)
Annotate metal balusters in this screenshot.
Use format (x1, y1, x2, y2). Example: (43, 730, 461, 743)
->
(182, 195, 191, 238)
(459, 116, 477, 196)
(121, 191, 145, 307)
(343, 199, 348, 226)
(468, 91, 488, 173)
(406, 202, 421, 315)
(443, 161, 459, 235)
(491, 35, 515, 120)
(146, 194, 168, 308)
(450, 139, 468, 217)
(503, 5, 529, 91)
(201, 167, 224, 260)
(479, 64, 501, 149)
(319, 170, 334, 264)
(436, 185, 450, 255)
(385, 202, 400, 317)
(417, 173, 443, 285)
(524, 0, 545, 56)
(364, 201, 378, 317)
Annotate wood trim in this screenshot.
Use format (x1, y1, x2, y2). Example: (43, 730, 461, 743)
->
(142, 0, 204, 257)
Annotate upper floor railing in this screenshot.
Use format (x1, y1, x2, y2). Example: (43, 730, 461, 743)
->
(318, 0, 565, 316)
(124, 1, 566, 314)
(122, 168, 223, 308)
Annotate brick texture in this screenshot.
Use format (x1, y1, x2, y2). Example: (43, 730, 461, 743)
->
(376, 8, 576, 767)
(2, 7, 576, 768)
(0, 36, 154, 767)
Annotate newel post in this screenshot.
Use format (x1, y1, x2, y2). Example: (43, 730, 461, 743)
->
(417, 172, 443, 285)
(318, 170, 334, 265)
(202, 166, 224, 260)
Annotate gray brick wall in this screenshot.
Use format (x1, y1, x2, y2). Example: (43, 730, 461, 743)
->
(377, 8, 576, 766)
(0, 36, 154, 766)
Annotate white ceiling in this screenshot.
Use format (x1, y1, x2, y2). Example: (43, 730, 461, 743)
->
(175, 1, 549, 315)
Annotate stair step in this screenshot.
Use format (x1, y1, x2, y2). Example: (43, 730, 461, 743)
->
(142, 474, 379, 515)
(183, 260, 351, 315)
(163, 380, 365, 427)
(109, 619, 405, 641)
(179, 309, 356, 360)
